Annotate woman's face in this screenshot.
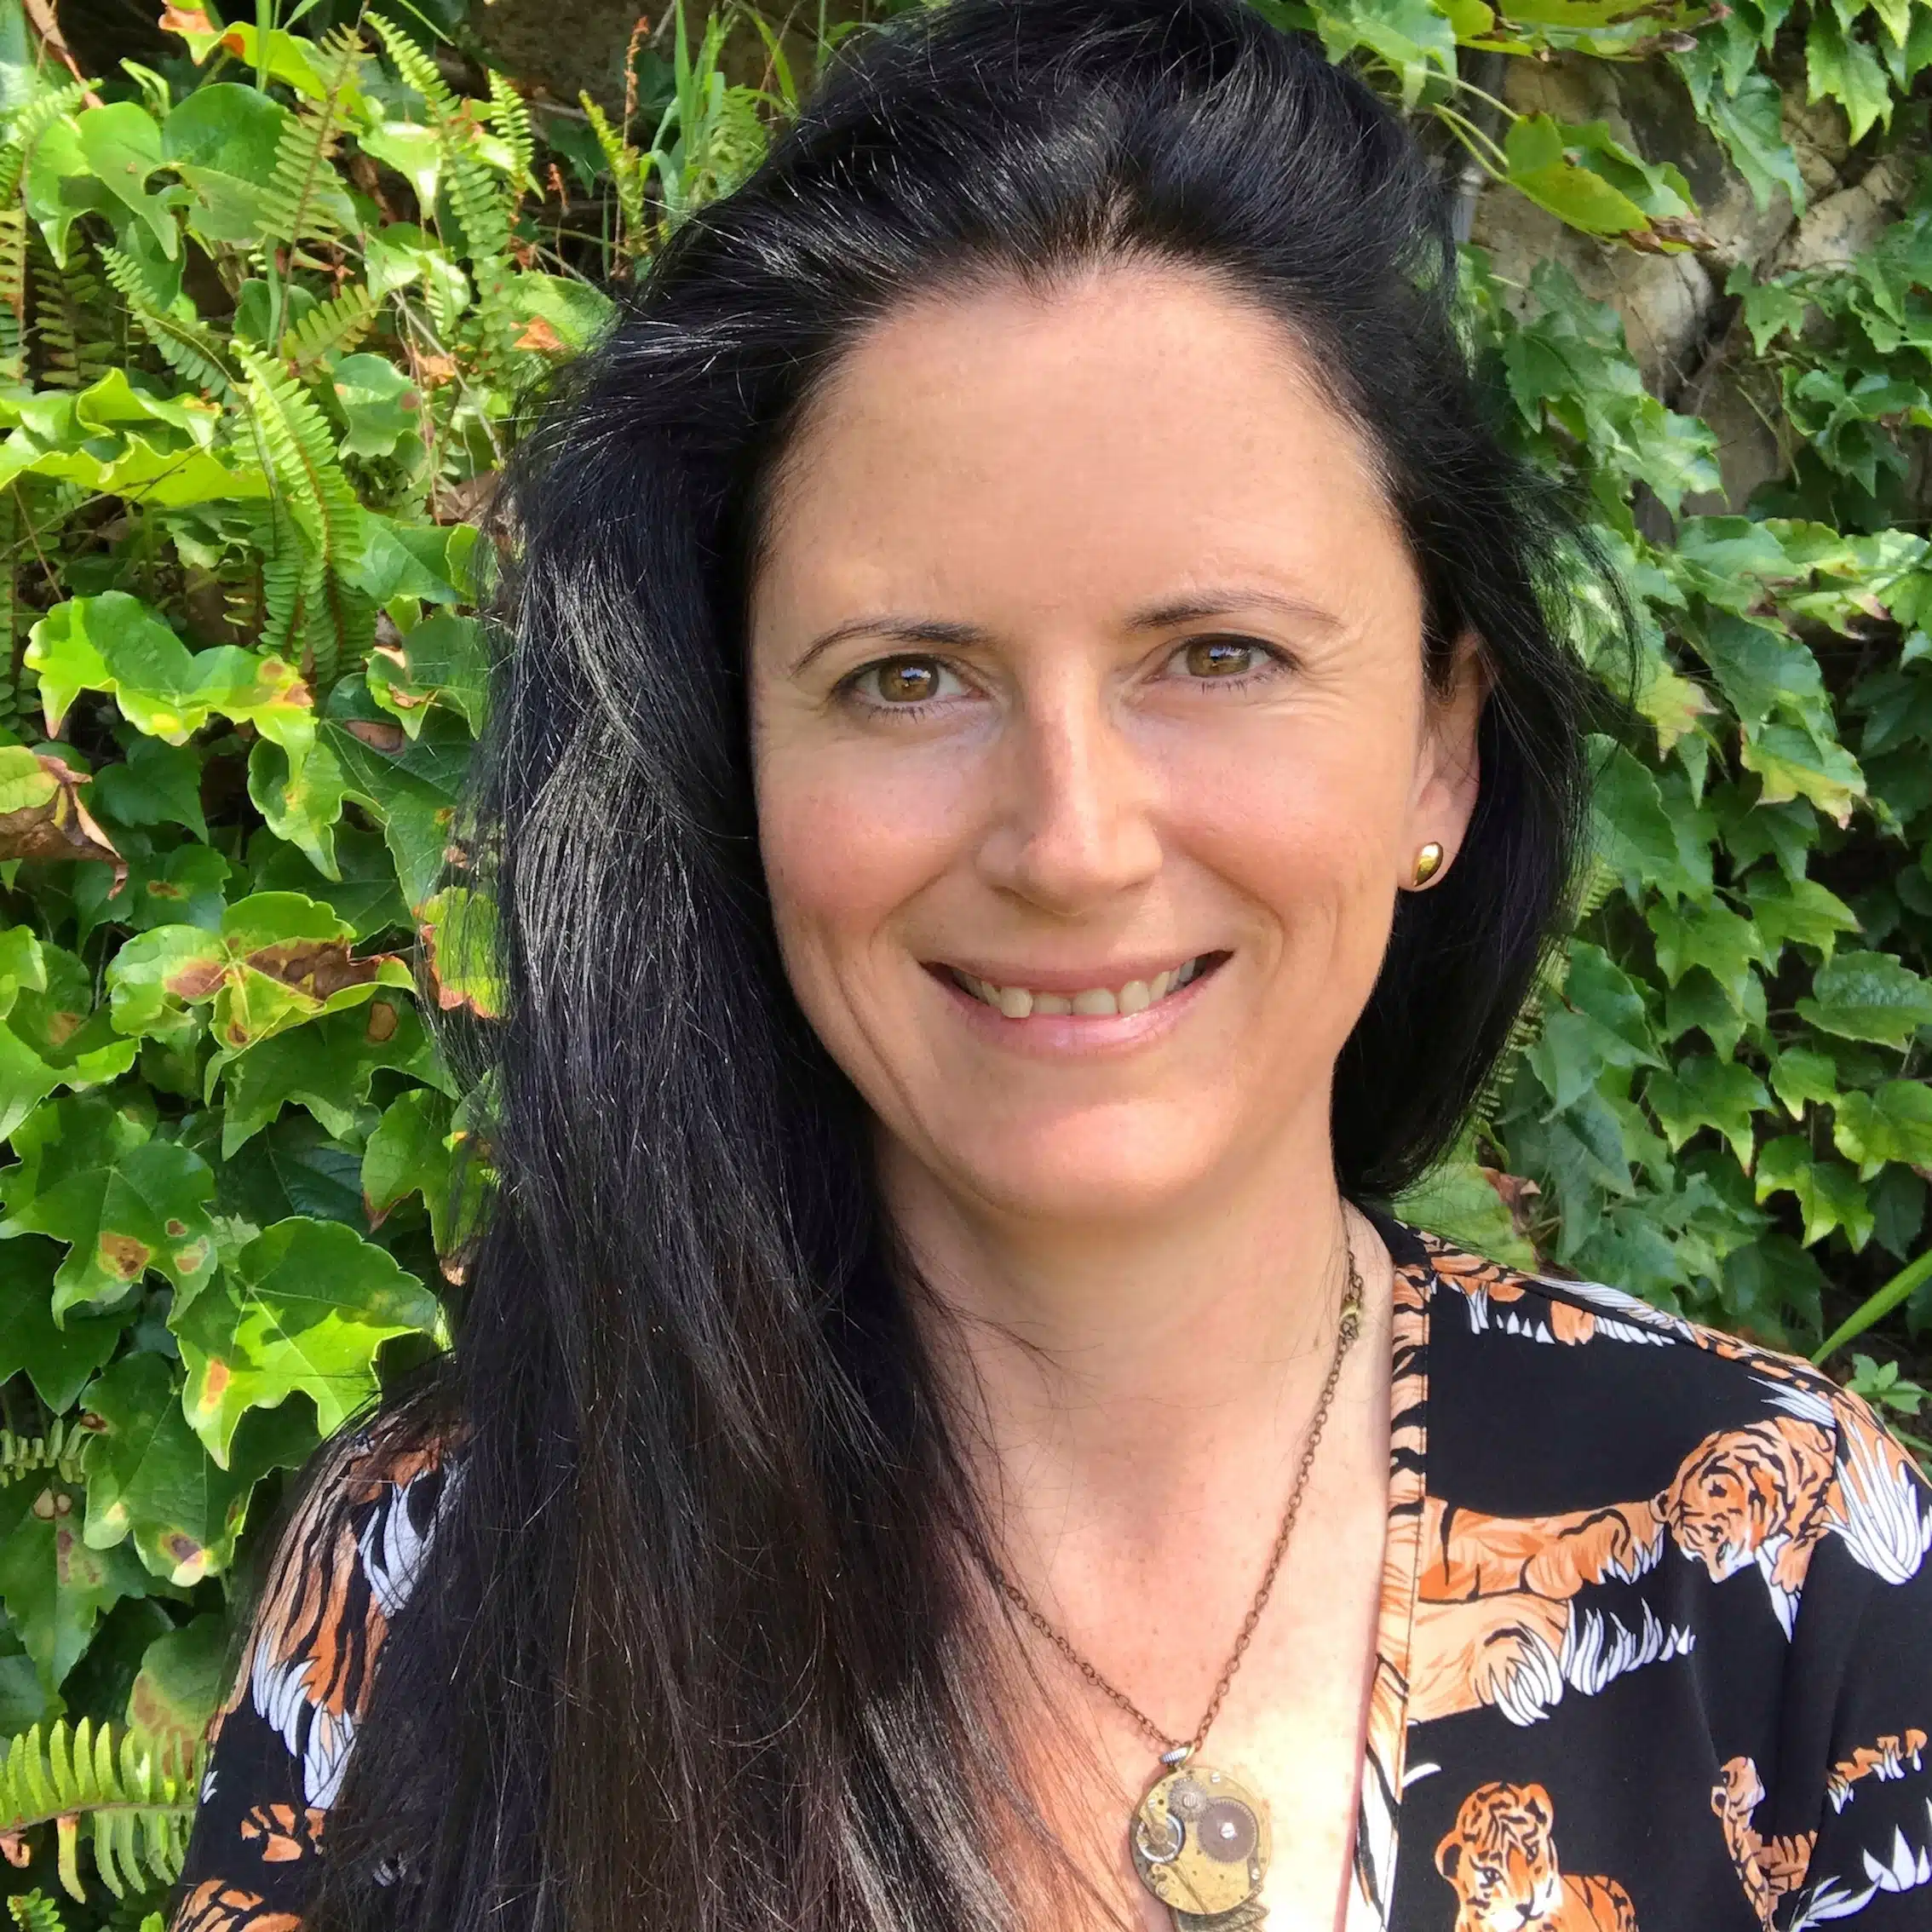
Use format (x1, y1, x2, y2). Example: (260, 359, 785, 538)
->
(747, 263, 1486, 1227)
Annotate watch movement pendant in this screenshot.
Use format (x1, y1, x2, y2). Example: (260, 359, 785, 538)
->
(1130, 1763, 1271, 1930)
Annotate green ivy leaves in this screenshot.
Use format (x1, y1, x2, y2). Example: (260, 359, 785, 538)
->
(1798, 950, 1932, 1045)
(26, 595, 309, 753)
(1504, 115, 1698, 241)
(0, 6, 555, 1910)
(0, 1097, 216, 1321)
(80, 1354, 302, 1586)
(172, 1218, 440, 1467)
(106, 892, 411, 1055)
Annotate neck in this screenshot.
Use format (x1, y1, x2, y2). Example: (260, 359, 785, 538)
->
(881, 1121, 1384, 1567)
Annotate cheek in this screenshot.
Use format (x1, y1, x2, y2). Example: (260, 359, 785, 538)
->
(753, 741, 970, 995)
(1159, 718, 1403, 942)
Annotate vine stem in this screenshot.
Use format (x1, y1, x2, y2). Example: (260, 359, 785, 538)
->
(1813, 1245, 1932, 1366)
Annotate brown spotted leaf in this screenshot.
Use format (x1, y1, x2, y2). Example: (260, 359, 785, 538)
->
(0, 749, 126, 892)
(106, 890, 412, 1054)
(0, 1094, 220, 1320)
(417, 886, 501, 1018)
(172, 1217, 441, 1468)
(79, 1353, 315, 1587)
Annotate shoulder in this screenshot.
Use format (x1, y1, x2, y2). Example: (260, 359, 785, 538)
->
(1389, 1205, 1859, 1412)
(210, 1405, 466, 1802)
(1386, 1212, 1932, 1610)
(247, 1406, 464, 1666)
(170, 1408, 466, 1930)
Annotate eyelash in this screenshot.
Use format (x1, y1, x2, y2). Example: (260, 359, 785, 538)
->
(836, 635, 1292, 718)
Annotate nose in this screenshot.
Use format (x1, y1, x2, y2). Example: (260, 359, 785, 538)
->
(974, 667, 1163, 916)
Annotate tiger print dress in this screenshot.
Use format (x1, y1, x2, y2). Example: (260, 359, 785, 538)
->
(169, 1205, 1932, 1931)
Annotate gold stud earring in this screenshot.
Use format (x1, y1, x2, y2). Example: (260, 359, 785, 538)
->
(1412, 841, 1445, 888)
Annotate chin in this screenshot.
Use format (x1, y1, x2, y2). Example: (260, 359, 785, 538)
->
(937, 1124, 1227, 1225)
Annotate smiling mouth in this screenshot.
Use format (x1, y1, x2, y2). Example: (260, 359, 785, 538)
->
(938, 952, 1229, 1020)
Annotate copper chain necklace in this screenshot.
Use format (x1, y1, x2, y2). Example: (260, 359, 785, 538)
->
(985, 1237, 1366, 1931)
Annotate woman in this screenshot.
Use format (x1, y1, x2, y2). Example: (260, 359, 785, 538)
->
(168, 2, 1932, 1929)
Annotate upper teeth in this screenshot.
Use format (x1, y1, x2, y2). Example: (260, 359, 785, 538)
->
(955, 957, 1205, 1019)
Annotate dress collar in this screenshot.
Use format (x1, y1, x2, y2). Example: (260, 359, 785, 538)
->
(1344, 1200, 1437, 1932)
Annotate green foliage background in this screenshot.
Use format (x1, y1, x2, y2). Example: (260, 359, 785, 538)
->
(0, 0, 1920, 1918)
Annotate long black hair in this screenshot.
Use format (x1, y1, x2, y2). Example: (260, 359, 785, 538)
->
(301, 3, 1618, 1929)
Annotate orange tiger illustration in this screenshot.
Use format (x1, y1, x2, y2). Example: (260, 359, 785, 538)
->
(1422, 1236, 1601, 1345)
(168, 1877, 302, 1932)
(1435, 1782, 1637, 1931)
(239, 1803, 327, 1864)
(1654, 1417, 1839, 1635)
(1826, 1728, 1929, 1811)
(1407, 1497, 1666, 1727)
(205, 1420, 455, 1810)
(1407, 1412, 1857, 1728)
(1421, 1231, 1932, 1593)
(1711, 1757, 1816, 1929)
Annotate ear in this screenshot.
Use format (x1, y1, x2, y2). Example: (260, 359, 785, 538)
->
(1403, 628, 1489, 889)
(1435, 1831, 1463, 1879)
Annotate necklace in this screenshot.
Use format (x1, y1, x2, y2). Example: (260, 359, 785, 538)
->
(984, 1233, 1366, 1931)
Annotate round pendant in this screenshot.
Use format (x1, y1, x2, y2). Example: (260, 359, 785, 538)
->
(1130, 1762, 1271, 1920)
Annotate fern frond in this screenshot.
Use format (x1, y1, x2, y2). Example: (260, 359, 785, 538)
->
(237, 344, 363, 562)
(237, 344, 372, 684)
(28, 233, 112, 392)
(0, 491, 19, 737)
(0, 1722, 198, 1905)
(1573, 850, 1619, 926)
(257, 26, 365, 264)
(8, 1889, 68, 1932)
(371, 17, 459, 120)
(466, 270, 523, 371)
(99, 245, 232, 398)
(279, 280, 377, 374)
(691, 83, 768, 206)
(486, 71, 536, 194)
(250, 496, 306, 658)
(446, 150, 511, 264)
(0, 1418, 88, 1487)
(581, 95, 647, 259)
(221, 555, 264, 644)
(0, 207, 28, 383)
(373, 21, 515, 267)
(0, 84, 88, 207)
(417, 261, 466, 339)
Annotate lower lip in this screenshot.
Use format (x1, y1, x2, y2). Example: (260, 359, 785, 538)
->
(926, 962, 1220, 1057)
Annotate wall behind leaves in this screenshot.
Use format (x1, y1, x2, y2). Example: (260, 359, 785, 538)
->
(0, 0, 1923, 1921)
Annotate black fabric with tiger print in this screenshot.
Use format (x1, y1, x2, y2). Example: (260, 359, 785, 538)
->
(170, 1430, 455, 1930)
(167, 1207, 1932, 1930)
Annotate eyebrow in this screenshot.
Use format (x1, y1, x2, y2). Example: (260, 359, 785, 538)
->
(786, 586, 1342, 677)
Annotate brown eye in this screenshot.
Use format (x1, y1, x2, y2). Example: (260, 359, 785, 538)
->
(1183, 639, 1262, 678)
(848, 655, 969, 710)
(871, 658, 942, 703)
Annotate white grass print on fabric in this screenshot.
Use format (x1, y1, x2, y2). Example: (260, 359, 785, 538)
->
(1561, 1601, 1696, 1698)
(1790, 1801, 1932, 1926)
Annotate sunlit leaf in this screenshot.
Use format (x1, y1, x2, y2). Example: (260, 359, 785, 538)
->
(1834, 1080, 1932, 1179)
(1796, 950, 1932, 1046)
(0, 1093, 218, 1320)
(171, 1217, 441, 1467)
(106, 891, 411, 1055)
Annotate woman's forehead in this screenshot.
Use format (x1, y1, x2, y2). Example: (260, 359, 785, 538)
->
(749, 264, 1409, 640)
